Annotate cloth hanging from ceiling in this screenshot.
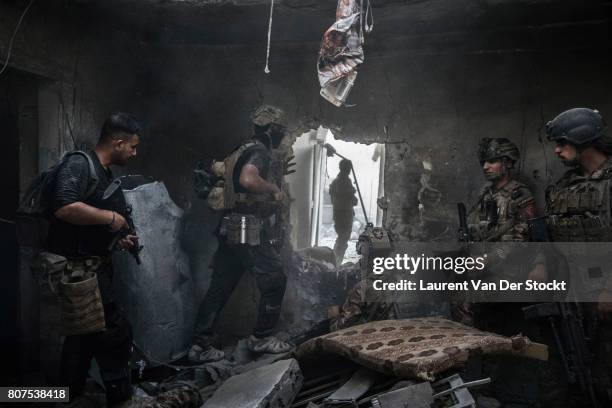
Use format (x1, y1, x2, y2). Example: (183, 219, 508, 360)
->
(317, 0, 371, 107)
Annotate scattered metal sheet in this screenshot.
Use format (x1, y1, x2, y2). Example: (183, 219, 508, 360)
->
(323, 367, 385, 407)
(371, 382, 433, 408)
(432, 374, 491, 408)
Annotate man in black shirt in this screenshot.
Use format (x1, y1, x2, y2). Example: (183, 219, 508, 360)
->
(190, 105, 292, 362)
(49, 112, 140, 405)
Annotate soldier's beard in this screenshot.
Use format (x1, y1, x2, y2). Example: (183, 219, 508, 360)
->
(484, 172, 501, 182)
(270, 131, 285, 149)
(560, 156, 580, 167)
(484, 167, 507, 182)
(110, 150, 129, 166)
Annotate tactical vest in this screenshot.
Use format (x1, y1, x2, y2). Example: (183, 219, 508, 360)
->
(545, 161, 612, 242)
(207, 140, 278, 215)
(469, 180, 533, 242)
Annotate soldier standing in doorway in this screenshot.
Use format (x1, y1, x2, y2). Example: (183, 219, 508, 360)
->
(329, 158, 358, 264)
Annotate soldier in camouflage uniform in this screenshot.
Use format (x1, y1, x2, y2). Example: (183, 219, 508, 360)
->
(462, 140, 553, 406)
(452, 138, 536, 327)
(329, 279, 395, 331)
(540, 107, 612, 404)
(467, 138, 536, 243)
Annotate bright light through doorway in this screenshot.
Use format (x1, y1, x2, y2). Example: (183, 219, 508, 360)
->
(319, 132, 383, 264)
(287, 127, 384, 265)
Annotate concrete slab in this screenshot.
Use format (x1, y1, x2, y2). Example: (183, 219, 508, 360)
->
(203, 358, 303, 408)
(114, 181, 196, 363)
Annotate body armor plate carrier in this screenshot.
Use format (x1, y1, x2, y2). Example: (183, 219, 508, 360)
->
(546, 161, 612, 242)
(207, 140, 277, 213)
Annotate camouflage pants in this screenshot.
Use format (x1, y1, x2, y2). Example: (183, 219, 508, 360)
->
(194, 237, 287, 342)
(330, 279, 395, 331)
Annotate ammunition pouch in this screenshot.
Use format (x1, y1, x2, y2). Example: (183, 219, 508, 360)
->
(219, 213, 262, 246)
(546, 214, 612, 242)
(236, 193, 278, 218)
(545, 176, 612, 241)
(32, 251, 68, 293)
(55, 256, 108, 336)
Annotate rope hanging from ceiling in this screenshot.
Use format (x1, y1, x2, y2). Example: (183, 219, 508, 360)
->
(264, 0, 275, 74)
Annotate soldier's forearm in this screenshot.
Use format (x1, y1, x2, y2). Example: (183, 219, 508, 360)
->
(242, 175, 279, 194)
(54, 202, 114, 226)
(239, 164, 280, 194)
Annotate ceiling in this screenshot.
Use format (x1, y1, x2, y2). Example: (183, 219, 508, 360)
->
(34, 0, 611, 46)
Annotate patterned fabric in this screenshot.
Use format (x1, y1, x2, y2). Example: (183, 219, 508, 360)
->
(318, 0, 364, 89)
(132, 384, 203, 408)
(297, 318, 546, 381)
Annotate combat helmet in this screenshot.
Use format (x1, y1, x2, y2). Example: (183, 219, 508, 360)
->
(478, 138, 520, 165)
(546, 108, 607, 146)
(251, 104, 287, 128)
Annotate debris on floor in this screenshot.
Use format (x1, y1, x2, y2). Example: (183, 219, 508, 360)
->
(203, 358, 303, 408)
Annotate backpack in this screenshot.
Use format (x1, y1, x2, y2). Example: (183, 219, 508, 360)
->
(193, 159, 222, 200)
(16, 151, 98, 250)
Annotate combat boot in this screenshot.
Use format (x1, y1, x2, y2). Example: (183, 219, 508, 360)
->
(188, 344, 225, 363)
(246, 335, 293, 354)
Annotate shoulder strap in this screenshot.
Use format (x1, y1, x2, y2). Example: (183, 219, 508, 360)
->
(62, 151, 99, 199)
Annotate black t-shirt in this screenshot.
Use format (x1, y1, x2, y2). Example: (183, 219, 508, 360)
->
(47, 151, 128, 257)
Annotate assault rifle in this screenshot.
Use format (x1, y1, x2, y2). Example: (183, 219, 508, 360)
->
(108, 204, 143, 265)
(268, 152, 295, 250)
(103, 177, 143, 265)
(523, 302, 599, 407)
(457, 202, 472, 242)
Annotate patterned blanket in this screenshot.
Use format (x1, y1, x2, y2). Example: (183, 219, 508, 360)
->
(296, 317, 547, 381)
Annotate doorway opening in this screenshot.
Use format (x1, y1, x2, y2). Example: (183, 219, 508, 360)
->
(287, 127, 384, 264)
